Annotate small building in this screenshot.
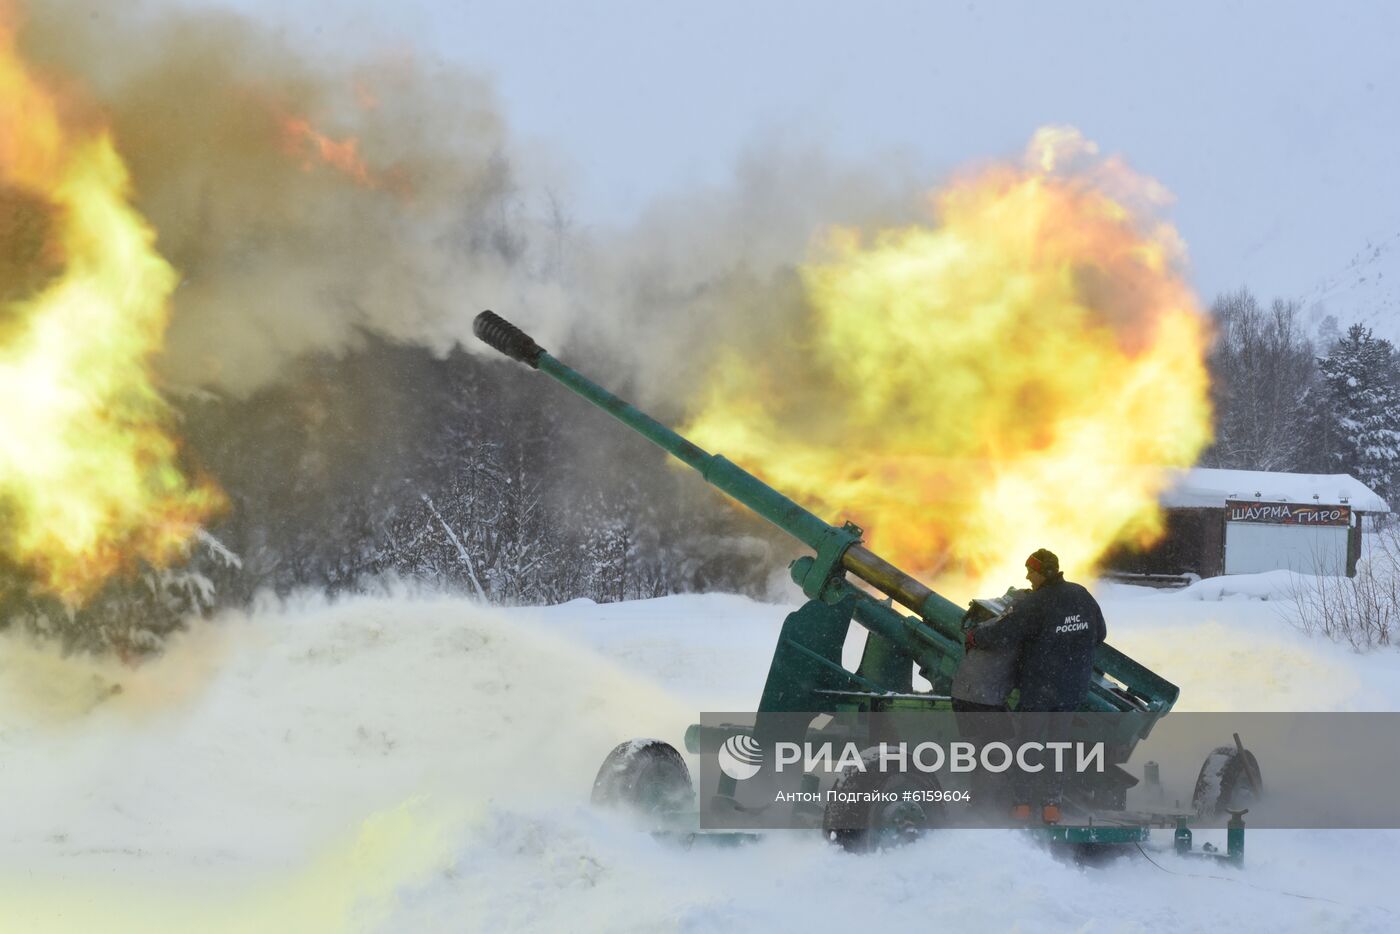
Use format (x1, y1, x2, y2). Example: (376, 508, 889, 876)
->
(1105, 468, 1390, 581)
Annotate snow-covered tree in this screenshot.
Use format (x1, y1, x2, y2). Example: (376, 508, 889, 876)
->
(1202, 290, 1316, 472)
(0, 530, 242, 657)
(152, 338, 793, 620)
(1310, 324, 1400, 501)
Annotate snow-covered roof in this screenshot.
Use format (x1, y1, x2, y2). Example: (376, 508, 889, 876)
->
(1161, 467, 1390, 513)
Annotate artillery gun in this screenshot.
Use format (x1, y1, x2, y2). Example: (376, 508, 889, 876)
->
(474, 311, 1259, 860)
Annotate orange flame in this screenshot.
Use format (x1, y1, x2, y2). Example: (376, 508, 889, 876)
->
(279, 115, 378, 188)
(0, 8, 224, 603)
(683, 128, 1213, 598)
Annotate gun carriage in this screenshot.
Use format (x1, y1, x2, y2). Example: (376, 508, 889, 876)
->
(474, 310, 1259, 861)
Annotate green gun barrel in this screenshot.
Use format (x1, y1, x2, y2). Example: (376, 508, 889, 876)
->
(473, 310, 1177, 720)
(473, 312, 961, 623)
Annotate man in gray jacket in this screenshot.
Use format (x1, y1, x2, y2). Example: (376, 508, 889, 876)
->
(952, 600, 1018, 714)
(951, 594, 1019, 814)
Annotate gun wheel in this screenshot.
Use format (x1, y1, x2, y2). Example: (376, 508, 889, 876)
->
(1192, 742, 1263, 818)
(591, 739, 694, 819)
(823, 747, 945, 852)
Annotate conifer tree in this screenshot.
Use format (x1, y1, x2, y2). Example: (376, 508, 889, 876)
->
(1313, 324, 1400, 501)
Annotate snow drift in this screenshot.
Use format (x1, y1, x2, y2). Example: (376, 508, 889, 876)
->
(2, 586, 1400, 931)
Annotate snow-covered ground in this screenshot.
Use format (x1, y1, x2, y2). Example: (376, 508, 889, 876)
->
(2, 578, 1399, 932)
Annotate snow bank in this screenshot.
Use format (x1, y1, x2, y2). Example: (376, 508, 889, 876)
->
(2, 588, 1399, 931)
(0, 592, 690, 932)
(1098, 574, 1400, 711)
(1164, 568, 1301, 601)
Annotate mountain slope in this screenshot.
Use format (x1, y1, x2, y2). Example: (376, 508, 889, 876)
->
(1301, 228, 1400, 346)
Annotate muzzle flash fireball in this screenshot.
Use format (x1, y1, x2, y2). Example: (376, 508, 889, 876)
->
(681, 128, 1213, 597)
(0, 13, 223, 603)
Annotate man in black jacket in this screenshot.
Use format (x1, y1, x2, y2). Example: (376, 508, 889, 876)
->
(963, 548, 1106, 822)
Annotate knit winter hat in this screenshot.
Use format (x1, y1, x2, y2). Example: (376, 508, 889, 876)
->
(1025, 548, 1060, 576)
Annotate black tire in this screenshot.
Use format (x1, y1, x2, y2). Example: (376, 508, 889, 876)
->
(823, 747, 945, 852)
(591, 739, 694, 819)
(1192, 744, 1263, 818)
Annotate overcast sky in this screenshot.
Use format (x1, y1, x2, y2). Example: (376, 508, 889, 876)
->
(186, 0, 1398, 302)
